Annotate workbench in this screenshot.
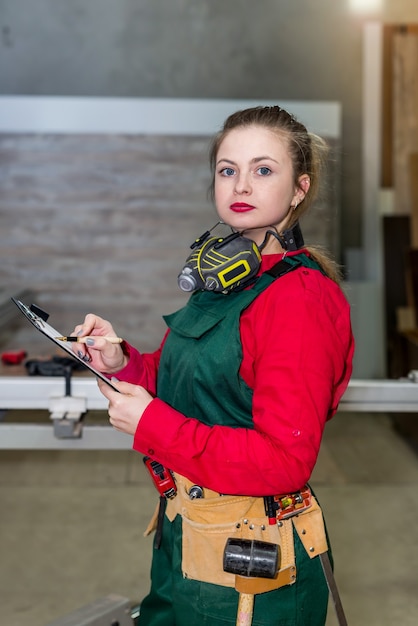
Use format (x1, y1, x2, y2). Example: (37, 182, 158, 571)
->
(1, 371, 418, 450)
(1, 289, 418, 449)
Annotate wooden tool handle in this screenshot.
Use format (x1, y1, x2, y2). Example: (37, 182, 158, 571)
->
(237, 592, 254, 626)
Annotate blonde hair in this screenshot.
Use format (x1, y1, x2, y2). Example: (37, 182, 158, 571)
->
(208, 106, 342, 283)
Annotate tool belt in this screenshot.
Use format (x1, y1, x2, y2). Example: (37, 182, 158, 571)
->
(145, 473, 329, 592)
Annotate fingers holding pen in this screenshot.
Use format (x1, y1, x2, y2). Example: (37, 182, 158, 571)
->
(68, 313, 126, 372)
(69, 313, 108, 361)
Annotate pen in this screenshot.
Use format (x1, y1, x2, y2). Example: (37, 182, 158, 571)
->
(56, 336, 123, 344)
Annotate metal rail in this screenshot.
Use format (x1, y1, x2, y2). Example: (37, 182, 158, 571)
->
(1, 373, 417, 450)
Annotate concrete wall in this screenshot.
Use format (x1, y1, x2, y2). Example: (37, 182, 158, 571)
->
(2, 1, 418, 252)
(0, 0, 365, 255)
(0, 99, 340, 354)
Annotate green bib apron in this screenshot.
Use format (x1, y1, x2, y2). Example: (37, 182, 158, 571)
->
(138, 255, 330, 626)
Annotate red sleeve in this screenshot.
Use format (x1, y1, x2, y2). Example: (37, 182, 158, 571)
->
(133, 268, 354, 496)
(113, 332, 169, 395)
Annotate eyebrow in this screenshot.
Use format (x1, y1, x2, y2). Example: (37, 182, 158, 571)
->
(216, 156, 279, 166)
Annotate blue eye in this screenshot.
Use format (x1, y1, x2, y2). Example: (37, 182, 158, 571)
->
(257, 166, 271, 176)
(220, 167, 235, 177)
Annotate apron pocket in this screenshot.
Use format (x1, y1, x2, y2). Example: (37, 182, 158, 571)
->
(181, 514, 241, 587)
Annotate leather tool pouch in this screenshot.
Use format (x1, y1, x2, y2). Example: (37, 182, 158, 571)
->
(292, 495, 329, 557)
(146, 474, 329, 592)
(164, 474, 296, 590)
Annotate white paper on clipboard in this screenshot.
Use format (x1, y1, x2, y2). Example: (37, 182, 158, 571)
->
(11, 297, 119, 392)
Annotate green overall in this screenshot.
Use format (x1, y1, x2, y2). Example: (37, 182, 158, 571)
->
(138, 255, 330, 626)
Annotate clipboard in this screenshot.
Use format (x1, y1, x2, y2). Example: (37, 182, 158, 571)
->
(11, 297, 119, 392)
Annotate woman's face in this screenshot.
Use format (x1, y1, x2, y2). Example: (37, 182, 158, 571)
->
(214, 125, 309, 249)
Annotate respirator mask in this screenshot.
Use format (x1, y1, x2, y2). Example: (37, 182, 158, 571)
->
(177, 221, 304, 294)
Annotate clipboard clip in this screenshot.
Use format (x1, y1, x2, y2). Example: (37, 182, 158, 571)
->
(29, 304, 49, 322)
(14, 300, 48, 328)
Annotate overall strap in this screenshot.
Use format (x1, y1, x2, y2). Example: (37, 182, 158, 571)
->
(266, 253, 325, 280)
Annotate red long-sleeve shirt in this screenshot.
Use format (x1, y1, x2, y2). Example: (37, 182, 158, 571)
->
(116, 253, 354, 496)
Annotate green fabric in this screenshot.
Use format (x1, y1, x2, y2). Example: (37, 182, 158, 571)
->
(158, 271, 269, 428)
(139, 254, 330, 625)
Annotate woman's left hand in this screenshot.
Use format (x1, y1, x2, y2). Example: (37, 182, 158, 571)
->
(97, 378, 153, 435)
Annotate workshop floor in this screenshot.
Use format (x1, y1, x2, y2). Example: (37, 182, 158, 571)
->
(1, 412, 418, 626)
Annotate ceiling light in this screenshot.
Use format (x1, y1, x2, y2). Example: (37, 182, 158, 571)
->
(349, 0, 383, 12)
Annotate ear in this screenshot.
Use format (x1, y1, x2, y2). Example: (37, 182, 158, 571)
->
(297, 174, 310, 200)
(291, 175, 310, 209)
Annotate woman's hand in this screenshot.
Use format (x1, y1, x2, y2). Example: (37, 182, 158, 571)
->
(71, 313, 127, 373)
(97, 378, 153, 435)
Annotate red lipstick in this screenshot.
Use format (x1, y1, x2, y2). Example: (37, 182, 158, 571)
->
(230, 202, 255, 213)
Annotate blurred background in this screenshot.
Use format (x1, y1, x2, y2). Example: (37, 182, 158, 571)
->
(1, 1, 418, 625)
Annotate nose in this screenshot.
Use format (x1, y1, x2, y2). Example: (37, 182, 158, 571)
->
(234, 172, 251, 195)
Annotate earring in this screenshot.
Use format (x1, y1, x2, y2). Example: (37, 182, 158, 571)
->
(292, 200, 299, 211)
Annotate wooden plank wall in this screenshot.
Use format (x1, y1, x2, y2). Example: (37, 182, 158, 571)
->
(393, 27, 418, 216)
(0, 133, 339, 354)
(381, 26, 418, 335)
(382, 24, 418, 217)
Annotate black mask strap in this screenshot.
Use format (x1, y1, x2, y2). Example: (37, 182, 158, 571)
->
(259, 222, 304, 252)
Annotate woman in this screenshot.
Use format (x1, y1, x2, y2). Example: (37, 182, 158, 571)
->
(72, 106, 354, 625)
